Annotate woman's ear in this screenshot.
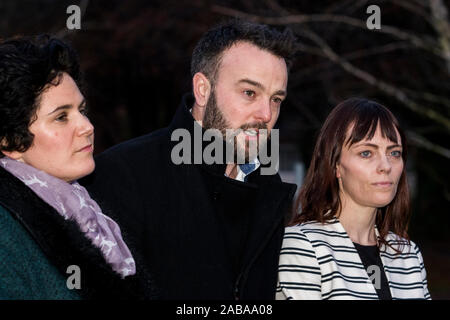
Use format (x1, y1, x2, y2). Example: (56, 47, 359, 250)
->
(335, 163, 341, 179)
(1, 150, 24, 161)
(0, 139, 24, 161)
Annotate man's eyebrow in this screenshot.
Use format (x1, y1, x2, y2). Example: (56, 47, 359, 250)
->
(47, 99, 86, 116)
(273, 90, 287, 97)
(352, 142, 402, 149)
(238, 78, 264, 90)
(237, 78, 286, 96)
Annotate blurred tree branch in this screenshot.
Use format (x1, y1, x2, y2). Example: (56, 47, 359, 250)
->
(296, 28, 450, 130)
(212, 1, 450, 159)
(211, 5, 446, 59)
(407, 130, 450, 159)
(430, 0, 450, 73)
(389, 0, 434, 25)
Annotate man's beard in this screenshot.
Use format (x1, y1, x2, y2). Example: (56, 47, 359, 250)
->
(202, 88, 268, 163)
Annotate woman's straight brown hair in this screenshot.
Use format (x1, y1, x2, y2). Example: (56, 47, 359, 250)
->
(290, 98, 411, 252)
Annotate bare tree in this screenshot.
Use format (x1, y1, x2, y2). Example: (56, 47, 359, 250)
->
(212, 0, 450, 160)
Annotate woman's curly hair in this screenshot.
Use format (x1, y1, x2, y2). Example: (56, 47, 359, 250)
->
(0, 34, 83, 157)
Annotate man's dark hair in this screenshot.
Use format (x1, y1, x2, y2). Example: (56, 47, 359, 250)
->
(0, 35, 82, 156)
(191, 19, 296, 82)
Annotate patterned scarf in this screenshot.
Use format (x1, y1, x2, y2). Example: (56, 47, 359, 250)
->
(0, 157, 135, 278)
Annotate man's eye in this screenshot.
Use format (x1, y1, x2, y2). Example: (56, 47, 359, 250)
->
(272, 97, 283, 104)
(244, 90, 255, 98)
(360, 151, 371, 158)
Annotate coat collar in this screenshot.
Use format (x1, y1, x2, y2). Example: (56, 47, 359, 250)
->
(168, 93, 228, 176)
(0, 166, 155, 299)
(239, 175, 296, 271)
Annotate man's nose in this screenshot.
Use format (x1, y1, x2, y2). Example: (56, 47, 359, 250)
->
(255, 99, 272, 123)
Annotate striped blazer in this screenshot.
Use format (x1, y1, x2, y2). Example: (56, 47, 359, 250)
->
(276, 218, 431, 300)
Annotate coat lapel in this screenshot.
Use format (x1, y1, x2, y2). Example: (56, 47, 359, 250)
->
(239, 172, 296, 285)
(375, 228, 396, 299)
(331, 218, 379, 297)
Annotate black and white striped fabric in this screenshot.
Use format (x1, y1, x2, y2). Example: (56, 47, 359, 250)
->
(276, 218, 431, 300)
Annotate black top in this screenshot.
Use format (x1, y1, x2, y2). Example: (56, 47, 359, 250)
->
(353, 242, 392, 300)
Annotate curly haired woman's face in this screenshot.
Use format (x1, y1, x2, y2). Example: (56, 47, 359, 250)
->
(8, 72, 95, 182)
(336, 123, 404, 209)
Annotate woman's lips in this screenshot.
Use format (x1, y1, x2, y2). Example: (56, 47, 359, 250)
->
(372, 181, 393, 188)
(77, 144, 93, 152)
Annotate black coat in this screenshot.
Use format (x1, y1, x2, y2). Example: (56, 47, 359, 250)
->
(81, 94, 297, 300)
(0, 166, 156, 300)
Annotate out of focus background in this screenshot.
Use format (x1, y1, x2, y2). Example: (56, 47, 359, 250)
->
(1, 0, 449, 299)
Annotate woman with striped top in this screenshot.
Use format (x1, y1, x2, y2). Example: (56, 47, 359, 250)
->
(277, 98, 430, 300)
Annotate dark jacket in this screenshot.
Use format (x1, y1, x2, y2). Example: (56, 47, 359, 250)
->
(0, 166, 156, 300)
(81, 94, 297, 300)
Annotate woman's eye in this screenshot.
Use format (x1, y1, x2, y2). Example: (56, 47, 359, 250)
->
(360, 151, 371, 158)
(56, 113, 68, 122)
(391, 150, 402, 157)
(80, 107, 89, 116)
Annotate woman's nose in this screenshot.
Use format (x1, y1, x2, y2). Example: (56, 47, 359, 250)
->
(77, 114, 94, 136)
(377, 154, 392, 174)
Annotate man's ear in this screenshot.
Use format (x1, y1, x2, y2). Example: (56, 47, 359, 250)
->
(192, 72, 211, 108)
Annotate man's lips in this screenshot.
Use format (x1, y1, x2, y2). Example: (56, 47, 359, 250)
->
(243, 128, 259, 136)
(243, 129, 260, 141)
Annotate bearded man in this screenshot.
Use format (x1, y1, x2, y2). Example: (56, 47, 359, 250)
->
(82, 19, 297, 300)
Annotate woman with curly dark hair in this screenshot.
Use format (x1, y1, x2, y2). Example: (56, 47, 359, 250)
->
(0, 35, 155, 299)
(276, 98, 430, 300)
